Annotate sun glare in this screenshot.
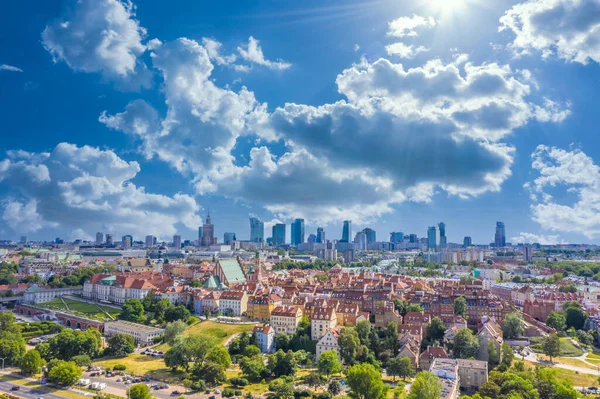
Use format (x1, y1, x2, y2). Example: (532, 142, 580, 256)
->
(428, 0, 467, 14)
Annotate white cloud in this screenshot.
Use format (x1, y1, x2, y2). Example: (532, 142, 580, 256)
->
(0, 143, 202, 239)
(202, 38, 237, 66)
(511, 232, 565, 245)
(0, 64, 23, 72)
(237, 36, 291, 70)
(388, 15, 436, 38)
(500, 0, 600, 64)
(385, 42, 429, 58)
(42, 0, 151, 89)
(354, 44, 360, 52)
(526, 145, 600, 239)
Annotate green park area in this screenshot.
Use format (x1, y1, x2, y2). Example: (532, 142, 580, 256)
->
(37, 297, 121, 321)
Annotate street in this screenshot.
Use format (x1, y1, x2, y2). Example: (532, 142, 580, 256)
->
(0, 377, 75, 399)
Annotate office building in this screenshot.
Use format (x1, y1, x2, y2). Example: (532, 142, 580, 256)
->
(145, 235, 154, 247)
(427, 226, 440, 251)
(363, 228, 376, 244)
(390, 232, 404, 244)
(354, 231, 367, 250)
(524, 246, 533, 262)
(173, 235, 182, 249)
(104, 320, 164, 346)
(409, 234, 418, 243)
(463, 236, 472, 247)
(250, 217, 264, 243)
(272, 223, 286, 247)
(341, 220, 352, 243)
(494, 222, 506, 247)
(316, 227, 325, 243)
(439, 222, 447, 248)
(224, 232, 236, 245)
(122, 235, 132, 249)
(106, 234, 114, 245)
(198, 226, 203, 243)
(201, 213, 217, 247)
(291, 219, 305, 245)
(95, 232, 103, 245)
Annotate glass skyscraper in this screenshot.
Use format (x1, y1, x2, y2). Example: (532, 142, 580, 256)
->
(250, 217, 264, 243)
(494, 222, 506, 247)
(272, 223, 286, 247)
(316, 227, 325, 243)
(341, 220, 352, 243)
(291, 218, 305, 245)
(427, 226, 439, 251)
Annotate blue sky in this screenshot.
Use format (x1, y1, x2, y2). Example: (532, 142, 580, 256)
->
(1, 0, 600, 245)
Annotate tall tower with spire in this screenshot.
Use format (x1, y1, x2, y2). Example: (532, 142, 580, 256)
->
(201, 211, 217, 247)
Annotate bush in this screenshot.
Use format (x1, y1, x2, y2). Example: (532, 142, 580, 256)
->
(222, 388, 235, 398)
(113, 364, 127, 371)
(313, 393, 332, 399)
(229, 377, 249, 387)
(72, 355, 91, 367)
(191, 380, 206, 391)
(294, 389, 312, 397)
(187, 316, 199, 325)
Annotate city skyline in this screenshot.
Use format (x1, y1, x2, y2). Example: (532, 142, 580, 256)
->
(1, 0, 598, 245)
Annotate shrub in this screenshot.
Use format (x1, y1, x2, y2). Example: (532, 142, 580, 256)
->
(72, 355, 91, 367)
(294, 389, 312, 397)
(313, 393, 332, 399)
(229, 377, 249, 387)
(191, 380, 207, 391)
(113, 364, 127, 371)
(222, 388, 235, 398)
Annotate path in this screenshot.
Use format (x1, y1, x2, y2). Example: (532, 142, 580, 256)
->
(524, 350, 600, 376)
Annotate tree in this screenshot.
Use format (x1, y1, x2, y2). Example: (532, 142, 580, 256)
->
(328, 380, 342, 396)
(488, 342, 500, 368)
(565, 306, 587, 331)
(317, 350, 341, 376)
(304, 371, 324, 389)
(454, 297, 466, 318)
(128, 383, 152, 399)
(542, 333, 561, 362)
(384, 322, 399, 356)
(502, 312, 524, 339)
(240, 355, 268, 382)
(500, 343, 514, 369)
(546, 311, 566, 332)
(165, 305, 191, 323)
(0, 312, 26, 366)
(407, 372, 442, 399)
(121, 299, 145, 322)
(164, 320, 187, 345)
(387, 356, 414, 381)
(426, 317, 446, 342)
(346, 363, 388, 399)
(576, 329, 594, 346)
(338, 327, 360, 365)
(269, 350, 297, 377)
(46, 328, 102, 360)
(20, 349, 45, 376)
(47, 360, 82, 386)
(356, 320, 371, 345)
(106, 333, 135, 357)
(71, 355, 91, 367)
(453, 328, 479, 359)
(153, 297, 171, 323)
(243, 345, 260, 358)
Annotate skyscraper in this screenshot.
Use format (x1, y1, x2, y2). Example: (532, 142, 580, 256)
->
(316, 227, 325, 243)
(463, 236, 472, 247)
(438, 222, 447, 248)
(201, 213, 217, 247)
(96, 232, 103, 245)
(173, 235, 182, 248)
(291, 218, 305, 245)
(494, 222, 506, 247)
(249, 217, 264, 243)
(427, 226, 440, 251)
(354, 231, 367, 250)
(409, 234, 418, 243)
(390, 232, 404, 244)
(363, 228, 376, 243)
(198, 226, 203, 243)
(122, 235, 133, 249)
(341, 220, 352, 243)
(20, 236, 27, 244)
(307, 234, 316, 243)
(272, 223, 286, 247)
(224, 232, 236, 244)
(106, 234, 114, 245)
(145, 235, 154, 247)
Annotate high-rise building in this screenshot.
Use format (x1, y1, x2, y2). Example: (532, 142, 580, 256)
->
(122, 235, 132, 249)
(390, 232, 404, 244)
(354, 231, 367, 250)
(173, 235, 182, 249)
(307, 234, 316, 244)
(341, 220, 352, 243)
(249, 217, 264, 243)
(427, 226, 440, 251)
(153, 236, 157, 246)
(463, 236, 472, 247)
(363, 228, 376, 244)
(291, 219, 305, 245)
(438, 222, 447, 248)
(198, 226, 203, 243)
(494, 222, 506, 247)
(96, 232, 103, 245)
(524, 246, 533, 262)
(224, 232, 236, 244)
(20, 236, 27, 244)
(106, 234, 114, 245)
(272, 223, 286, 247)
(409, 234, 418, 243)
(201, 213, 217, 247)
(145, 235, 154, 247)
(316, 227, 325, 243)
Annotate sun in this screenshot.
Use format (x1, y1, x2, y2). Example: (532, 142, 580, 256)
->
(427, 0, 467, 14)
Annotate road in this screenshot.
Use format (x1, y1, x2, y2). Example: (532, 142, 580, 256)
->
(0, 377, 76, 399)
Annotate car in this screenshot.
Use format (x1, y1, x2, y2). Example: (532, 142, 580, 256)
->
(208, 396, 216, 399)
(125, 381, 131, 385)
(90, 373, 97, 377)
(11, 386, 20, 391)
(171, 391, 181, 395)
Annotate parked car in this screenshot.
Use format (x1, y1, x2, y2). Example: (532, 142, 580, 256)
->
(11, 386, 20, 391)
(171, 391, 181, 395)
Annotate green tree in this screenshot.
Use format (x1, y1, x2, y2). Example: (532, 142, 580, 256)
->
(328, 380, 342, 396)
(0, 312, 26, 366)
(128, 383, 152, 399)
(488, 342, 500, 368)
(407, 372, 442, 399)
(243, 345, 260, 358)
(165, 305, 191, 323)
(564, 305, 587, 330)
(304, 371, 324, 389)
(317, 350, 341, 376)
(120, 299, 145, 322)
(71, 355, 91, 367)
(153, 297, 171, 323)
(384, 322, 399, 356)
(454, 297, 466, 318)
(453, 328, 479, 359)
(426, 317, 446, 342)
(239, 355, 268, 382)
(387, 356, 414, 381)
(106, 333, 135, 357)
(545, 311, 566, 332)
(20, 349, 45, 376)
(338, 327, 361, 365)
(355, 320, 371, 345)
(164, 320, 187, 345)
(576, 329, 594, 346)
(47, 360, 82, 386)
(542, 333, 561, 362)
(500, 343, 514, 369)
(269, 350, 297, 377)
(346, 363, 388, 399)
(502, 312, 524, 339)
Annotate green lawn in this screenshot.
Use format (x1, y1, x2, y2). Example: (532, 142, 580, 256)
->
(530, 337, 584, 357)
(38, 297, 120, 321)
(184, 320, 256, 343)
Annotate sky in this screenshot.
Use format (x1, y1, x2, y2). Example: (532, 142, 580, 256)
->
(1, 0, 600, 246)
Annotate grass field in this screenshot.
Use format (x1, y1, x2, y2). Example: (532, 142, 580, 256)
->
(523, 361, 599, 387)
(38, 297, 120, 321)
(92, 354, 184, 381)
(183, 320, 256, 342)
(530, 337, 584, 357)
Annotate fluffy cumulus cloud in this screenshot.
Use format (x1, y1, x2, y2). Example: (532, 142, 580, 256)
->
(0, 143, 202, 239)
(42, 0, 151, 89)
(0, 64, 23, 72)
(237, 36, 291, 70)
(385, 43, 429, 58)
(526, 145, 600, 239)
(511, 232, 565, 245)
(387, 15, 436, 38)
(500, 0, 600, 64)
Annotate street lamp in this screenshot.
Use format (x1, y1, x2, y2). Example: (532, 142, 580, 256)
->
(0, 357, 7, 370)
